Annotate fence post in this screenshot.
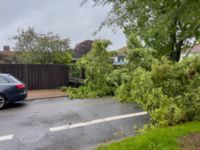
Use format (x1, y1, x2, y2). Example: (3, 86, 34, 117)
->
(24, 64, 29, 89)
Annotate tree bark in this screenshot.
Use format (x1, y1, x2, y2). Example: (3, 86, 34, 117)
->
(170, 41, 183, 62)
(169, 17, 183, 62)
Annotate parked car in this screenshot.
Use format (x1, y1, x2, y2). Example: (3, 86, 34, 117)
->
(0, 74, 27, 109)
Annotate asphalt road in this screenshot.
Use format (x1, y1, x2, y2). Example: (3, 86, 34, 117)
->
(0, 97, 149, 150)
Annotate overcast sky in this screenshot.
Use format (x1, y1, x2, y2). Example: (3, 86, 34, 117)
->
(0, 0, 126, 50)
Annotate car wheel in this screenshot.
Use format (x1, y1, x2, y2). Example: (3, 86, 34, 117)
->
(0, 95, 6, 109)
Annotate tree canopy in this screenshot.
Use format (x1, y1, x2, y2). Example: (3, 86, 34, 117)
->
(86, 0, 200, 61)
(67, 39, 114, 98)
(74, 40, 93, 59)
(13, 27, 72, 64)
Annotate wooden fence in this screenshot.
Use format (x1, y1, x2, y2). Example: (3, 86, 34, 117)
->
(0, 64, 69, 90)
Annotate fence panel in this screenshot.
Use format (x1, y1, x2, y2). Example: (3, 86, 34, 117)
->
(0, 64, 69, 90)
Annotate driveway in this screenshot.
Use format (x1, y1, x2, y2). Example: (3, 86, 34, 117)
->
(0, 97, 149, 150)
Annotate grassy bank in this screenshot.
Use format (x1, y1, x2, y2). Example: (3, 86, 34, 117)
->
(96, 122, 200, 150)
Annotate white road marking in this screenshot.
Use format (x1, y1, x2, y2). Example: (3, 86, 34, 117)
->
(49, 111, 148, 132)
(0, 135, 13, 142)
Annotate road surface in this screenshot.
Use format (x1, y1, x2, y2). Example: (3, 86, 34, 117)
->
(0, 97, 149, 150)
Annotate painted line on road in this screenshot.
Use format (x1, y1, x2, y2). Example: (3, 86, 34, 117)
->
(0, 135, 14, 142)
(49, 111, 148, 132)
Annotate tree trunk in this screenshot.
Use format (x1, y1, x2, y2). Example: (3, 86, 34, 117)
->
(169, 32, 177, 61)
(169, 16, 184, 62)
(170, 40, 183, 62)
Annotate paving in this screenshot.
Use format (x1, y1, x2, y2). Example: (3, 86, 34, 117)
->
(27, 89, 67, 100)
(0, 97, 149, 150)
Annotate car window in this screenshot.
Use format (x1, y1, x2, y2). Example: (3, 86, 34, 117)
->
(0, 77, 9, 83)
(7, 75, 21, 83)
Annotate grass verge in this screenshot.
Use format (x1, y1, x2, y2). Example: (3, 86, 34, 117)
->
(96, 122, 200, 150)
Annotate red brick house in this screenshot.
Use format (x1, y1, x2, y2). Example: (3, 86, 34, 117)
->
(0, 46, 16, 64)
(181, 44, 200, 60)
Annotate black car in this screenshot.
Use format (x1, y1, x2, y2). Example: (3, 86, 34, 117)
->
(0, 74, 27, 109)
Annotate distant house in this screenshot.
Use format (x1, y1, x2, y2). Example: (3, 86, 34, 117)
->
(0, 46, 16, 64)
(73, 41, 128, 65)
(112, 47, 128, 65)
(180, 44, 200, 60)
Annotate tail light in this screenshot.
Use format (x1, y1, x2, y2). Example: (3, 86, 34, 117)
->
(16, 84, 25, 89)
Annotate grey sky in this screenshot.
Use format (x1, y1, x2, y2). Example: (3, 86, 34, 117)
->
(0, 0, 126, 50)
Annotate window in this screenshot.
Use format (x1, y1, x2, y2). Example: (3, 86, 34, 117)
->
(0, 77, 9, 83)
(118, 57, 124, 63)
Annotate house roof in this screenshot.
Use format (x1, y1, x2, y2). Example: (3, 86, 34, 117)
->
(111, 47, 127, 57)
(73, 40, 93, 59)
(190, 44, 200, 53)
(0, 50, 15, 61)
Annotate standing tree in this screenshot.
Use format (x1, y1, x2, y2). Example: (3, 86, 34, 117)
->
(85, 0, 200, 61)
(67, 39, 114, 98)
(13, 27, 72, 64)
(74, 40, 93, 59)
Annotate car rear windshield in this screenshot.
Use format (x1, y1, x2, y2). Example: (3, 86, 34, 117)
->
(7, 75, 21, 83)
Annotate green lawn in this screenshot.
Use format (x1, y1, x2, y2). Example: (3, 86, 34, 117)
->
(96, 122, 200, 150)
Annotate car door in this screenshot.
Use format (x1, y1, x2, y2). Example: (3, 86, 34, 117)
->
(0, 76, 9, 93)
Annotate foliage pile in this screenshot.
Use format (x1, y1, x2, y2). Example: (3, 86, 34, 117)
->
(116, 56, 200, 127)
(68, 38, 200, 127)
(67, 40, 115, 98)
(69, 64, 81, 79)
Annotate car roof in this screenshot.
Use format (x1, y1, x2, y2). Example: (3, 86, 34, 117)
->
(0, 73, 11, 77)
(0, 74, 21, 83)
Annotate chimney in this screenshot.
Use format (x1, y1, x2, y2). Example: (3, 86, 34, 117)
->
(3, 45, 10, 51)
